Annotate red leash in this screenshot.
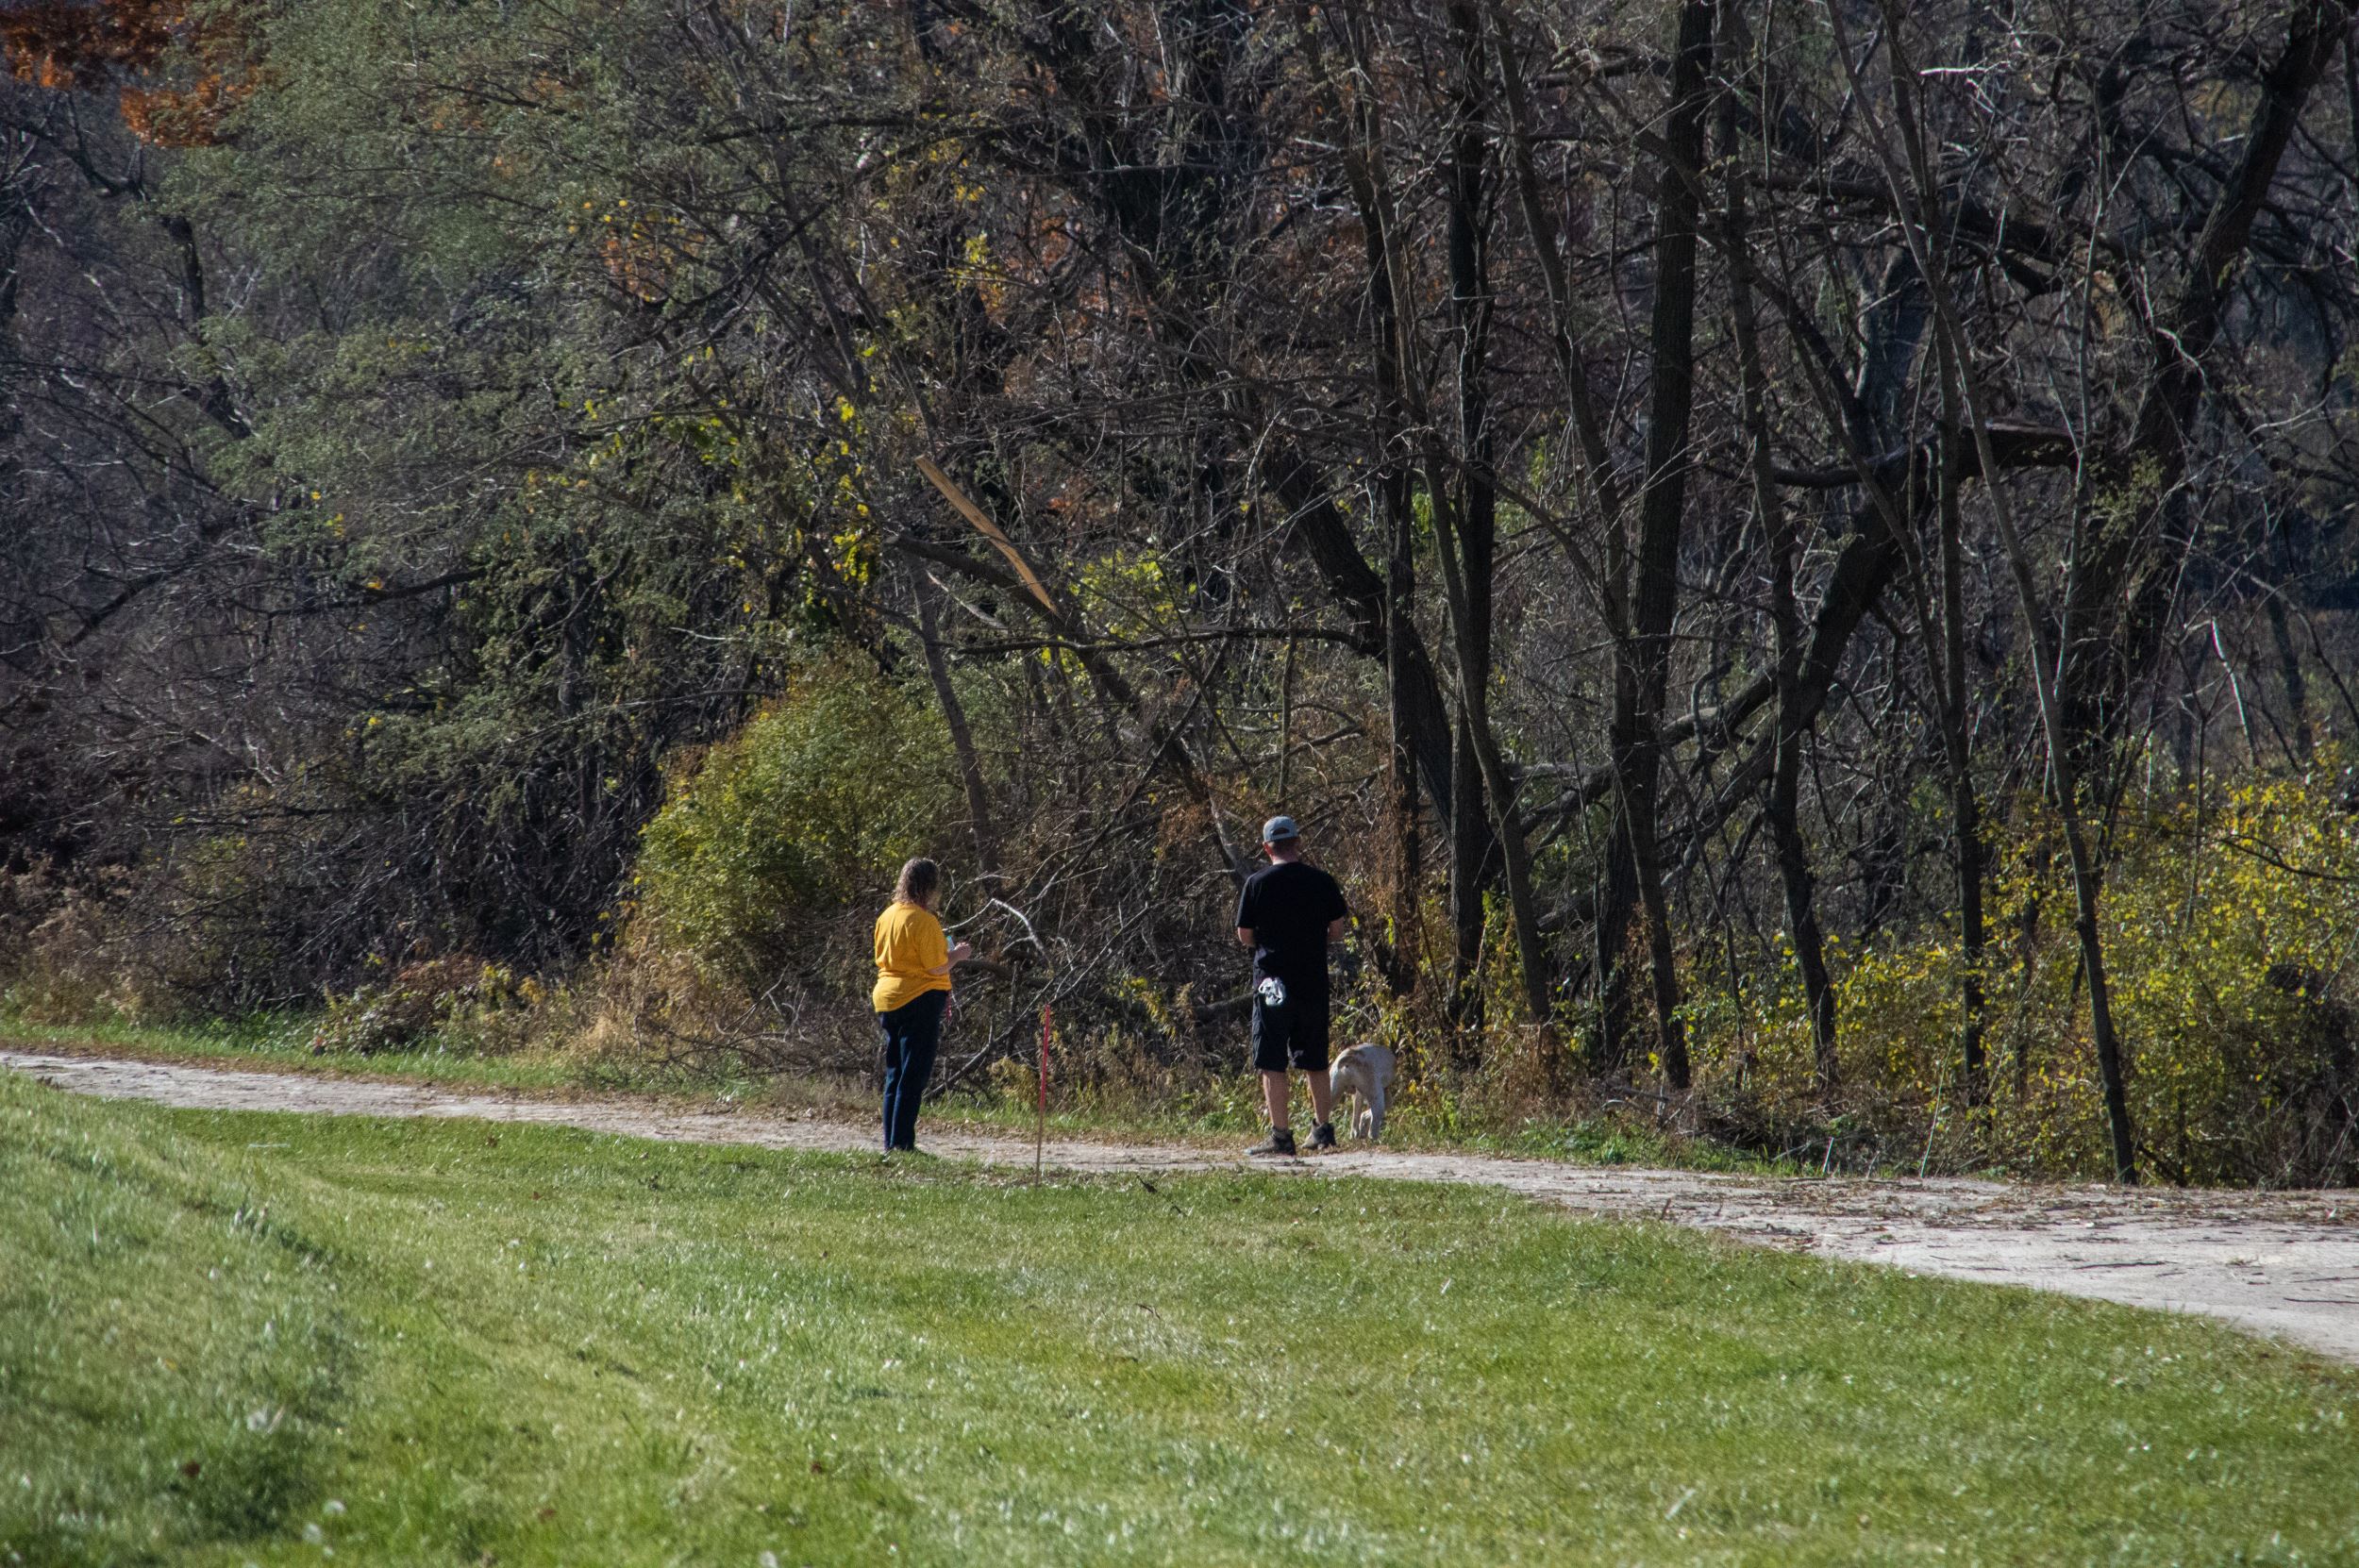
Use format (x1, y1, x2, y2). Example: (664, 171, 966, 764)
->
(1035, 1003, 1051, 1182)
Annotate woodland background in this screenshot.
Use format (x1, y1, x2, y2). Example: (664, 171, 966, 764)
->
(4, 0, 2357, 1185)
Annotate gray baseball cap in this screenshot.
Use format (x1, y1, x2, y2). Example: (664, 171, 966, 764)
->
(1262, 815, 1299, 843)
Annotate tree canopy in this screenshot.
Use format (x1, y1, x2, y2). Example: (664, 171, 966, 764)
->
(6, 0, 2357, 1183)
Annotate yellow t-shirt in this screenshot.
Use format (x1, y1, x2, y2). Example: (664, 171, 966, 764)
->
(872, 900, 951, 1013)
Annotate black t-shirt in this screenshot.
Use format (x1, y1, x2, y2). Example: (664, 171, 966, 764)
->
(1234, 859, 1347, 990)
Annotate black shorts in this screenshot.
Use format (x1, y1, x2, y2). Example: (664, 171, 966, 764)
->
(1250, 985, 1331, 1073)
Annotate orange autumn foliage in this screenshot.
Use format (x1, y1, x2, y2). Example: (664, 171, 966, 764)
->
(1, 0, 251, 146)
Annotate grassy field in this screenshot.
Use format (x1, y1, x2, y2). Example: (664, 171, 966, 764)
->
(5, 1070, 2357, 1567)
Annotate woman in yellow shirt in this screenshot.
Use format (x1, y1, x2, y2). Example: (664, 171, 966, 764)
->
(874, 857, 971, 1152)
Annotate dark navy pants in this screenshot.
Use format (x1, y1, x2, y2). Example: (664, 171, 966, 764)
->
(878, 990, 948, 1151)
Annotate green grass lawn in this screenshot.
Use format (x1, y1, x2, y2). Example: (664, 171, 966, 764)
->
(4, 1069, 2355, 1567)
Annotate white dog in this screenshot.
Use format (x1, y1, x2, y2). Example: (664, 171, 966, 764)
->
(1327, 1043, 1395, 1143)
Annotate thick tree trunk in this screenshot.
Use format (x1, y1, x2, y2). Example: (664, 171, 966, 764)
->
(1769, 728, 1837, 1090)
(1449, 725, 1493, 1019)
(1443, 3, 1500, 1015)
(1330, 4, 1537, 1026)
(1596, 0, 1713, 1086)
(1591, 832, 1639, 1073)
(1428, 520, 1552, 1030)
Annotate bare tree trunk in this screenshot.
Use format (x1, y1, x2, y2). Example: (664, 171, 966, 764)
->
(1342, 0, 1506, 1026)
(1719, 0, 1836, 1094)
(1597, 0, 1714, 1087)
(1325, 9, 1430, 1005)
(1383, 457, 1425, 997)
(1488, 0, 1635, 1062)
(1277, 631, 1297, 802)
(1364, 219, 1425, 1000)
(1850, 0, 2135, 1180)
(1442, 82, 1497, 1019)
(2266, 593, 2315, 765)
(1449, 726, 1493, 1021)
(1328, 1, 1550, 1032)
(1935, 438, 1989, 1100)
(916, 575, 997, 876)
(1431, 0, 1552, 1030)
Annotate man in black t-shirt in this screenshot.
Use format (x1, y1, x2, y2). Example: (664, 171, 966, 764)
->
(1233, 814, 1348, 1157)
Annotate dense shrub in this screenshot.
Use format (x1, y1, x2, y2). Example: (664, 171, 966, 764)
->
(309, 957, 539, 1057)
(0, 874, 152, 1025)
(631, 659, 958, 991)
(1702, 772, 2359, 1185)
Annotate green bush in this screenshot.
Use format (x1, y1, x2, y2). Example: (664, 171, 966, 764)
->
(309, 956, 538, 1056)
(632, 659, 956, 987)
(1700, 767, 2359, 1185)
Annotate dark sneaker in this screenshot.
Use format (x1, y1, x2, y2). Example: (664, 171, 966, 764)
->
(1246, 1127, 1297, 1158)
(1309, 1121, 1337, 1151)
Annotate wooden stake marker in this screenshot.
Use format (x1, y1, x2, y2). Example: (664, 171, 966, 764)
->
(1035, 1004, 1052, 1183)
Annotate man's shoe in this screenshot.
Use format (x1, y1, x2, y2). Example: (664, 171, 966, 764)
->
(1309, 1121, 1337, 1150)
(1246, 1127, 1297, 1158)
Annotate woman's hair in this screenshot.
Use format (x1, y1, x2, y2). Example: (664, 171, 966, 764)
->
(894, 857, 942, 908)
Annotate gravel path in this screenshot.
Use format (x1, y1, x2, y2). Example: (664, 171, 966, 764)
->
(10, 1049, 2358, 1361)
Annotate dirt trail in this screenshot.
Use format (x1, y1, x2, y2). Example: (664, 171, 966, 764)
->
(9, 1049, 2359, 1361)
